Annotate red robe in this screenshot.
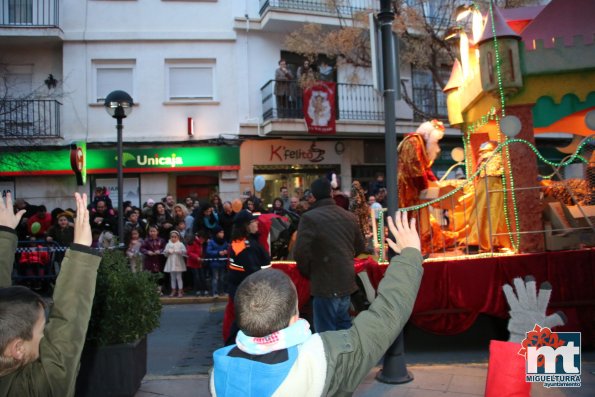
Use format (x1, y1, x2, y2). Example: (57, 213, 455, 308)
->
(397, 134, 456, 254)
(397, 133, 437, 209)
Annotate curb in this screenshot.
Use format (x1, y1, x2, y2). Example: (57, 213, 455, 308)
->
(159, 295, 228, 305)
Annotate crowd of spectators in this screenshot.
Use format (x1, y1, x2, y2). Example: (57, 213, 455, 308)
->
(11, 176, 387, 295)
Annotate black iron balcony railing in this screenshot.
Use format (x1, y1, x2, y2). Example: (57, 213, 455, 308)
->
(259, 0, 379, 17)
(412, 86, 448, 122)
(261, 79, 384, 122)
(0, 99, 61, 138)
(0, 0, 59, 27)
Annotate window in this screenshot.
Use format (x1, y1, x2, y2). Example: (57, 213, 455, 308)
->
(92, 60, 135, 103)
(411, 67, 449, 121)
(0, 65, 33, 98)
(166, 59, 215, 102)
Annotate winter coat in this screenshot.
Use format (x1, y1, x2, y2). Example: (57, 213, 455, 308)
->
(163, 241, 187, 272)
(186, 238, 204, 269)
(0, 226, 101, 397)
(140, 237, 166, 272)
(211, 248, 424, 396)
(206, 238, 229, 269)
(294, 198, 366, 298)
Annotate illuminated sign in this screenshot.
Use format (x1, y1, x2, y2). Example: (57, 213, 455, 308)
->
(70, 141, 87, 185)
(0, 146, 239, 176)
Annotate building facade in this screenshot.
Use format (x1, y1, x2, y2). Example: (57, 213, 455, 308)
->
(1, 0, 460, 209)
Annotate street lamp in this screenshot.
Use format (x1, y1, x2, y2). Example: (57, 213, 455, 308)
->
(104, 90, 133, 243)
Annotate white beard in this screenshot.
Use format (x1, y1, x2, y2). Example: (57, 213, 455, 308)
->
(426, 138, 441, 163)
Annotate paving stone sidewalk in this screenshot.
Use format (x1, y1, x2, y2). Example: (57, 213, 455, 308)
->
(136, 362, 595, 397)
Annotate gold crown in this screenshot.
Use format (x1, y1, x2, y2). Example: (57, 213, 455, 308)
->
(431, 119, 445, 131)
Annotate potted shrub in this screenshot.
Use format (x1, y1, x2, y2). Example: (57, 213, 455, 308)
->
(75, 248, 162, 397)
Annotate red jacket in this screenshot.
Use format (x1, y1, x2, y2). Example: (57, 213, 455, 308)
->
(19, 246, 50, 266)
(186, 238, 204, 269)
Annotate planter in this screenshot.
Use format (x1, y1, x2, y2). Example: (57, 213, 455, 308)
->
(75, 337, 147, 397)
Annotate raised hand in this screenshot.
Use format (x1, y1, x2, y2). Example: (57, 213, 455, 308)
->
(385, 211, 421, 254)
(0, 192, 25, 230)
(73, 192, 92, 247)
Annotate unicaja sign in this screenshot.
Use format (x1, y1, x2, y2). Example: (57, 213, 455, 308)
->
(520, 325, 581, 388)
(132, 153, 183, 168)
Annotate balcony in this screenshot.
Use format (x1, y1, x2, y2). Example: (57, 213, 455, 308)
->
(257, 0, 378, 32)
(0, 0, 61, 41)
(262, 80, 384, 122)
(260, 0, 379, 16)
(0, 99, 61, 139)
(0, 0, 58, 26)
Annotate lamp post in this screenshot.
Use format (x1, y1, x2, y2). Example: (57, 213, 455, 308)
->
(375, 0, 413, 385)
(104, 90, 133, 243)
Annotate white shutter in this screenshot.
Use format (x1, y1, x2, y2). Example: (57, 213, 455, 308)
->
(96, 68, 133, 102)
(169, 67, 213, 100)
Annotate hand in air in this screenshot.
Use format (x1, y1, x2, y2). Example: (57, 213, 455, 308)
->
(0, 192, 25, 230)
(386, 211, 421, 254)
(73, 193, 92, 247)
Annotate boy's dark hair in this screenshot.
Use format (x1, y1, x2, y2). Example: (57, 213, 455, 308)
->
(0, 287, 46, 359)
(235, 269, 297, 337)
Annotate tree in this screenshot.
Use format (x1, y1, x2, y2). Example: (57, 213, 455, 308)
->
(283, 0, 549, 119)
(0, 61, 63, 172)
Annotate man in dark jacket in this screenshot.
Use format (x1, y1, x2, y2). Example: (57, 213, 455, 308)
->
(294, 177, 366, 333)
(219, 201, 235, 242)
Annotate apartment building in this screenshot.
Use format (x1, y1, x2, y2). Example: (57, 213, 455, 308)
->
(0, 0, 462, 209)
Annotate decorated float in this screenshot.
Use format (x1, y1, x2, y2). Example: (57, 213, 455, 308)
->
(226, 0, 594, 343)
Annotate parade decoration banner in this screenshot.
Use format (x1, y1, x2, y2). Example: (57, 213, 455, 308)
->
(303, 82, 336, 135)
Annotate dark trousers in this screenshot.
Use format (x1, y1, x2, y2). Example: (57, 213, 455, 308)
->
(189, 267, 207, 292)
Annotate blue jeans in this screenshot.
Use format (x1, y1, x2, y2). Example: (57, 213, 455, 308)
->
(312, 295, 352, 333)
(211, 266, 225, 295)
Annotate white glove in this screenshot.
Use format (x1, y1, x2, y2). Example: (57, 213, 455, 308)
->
(502, 276, 566, 343)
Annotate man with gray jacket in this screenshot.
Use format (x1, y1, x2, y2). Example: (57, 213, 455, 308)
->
(294, 177, 366, 333)
(211, 211, 423, 396)
(0, 192, 101, 397)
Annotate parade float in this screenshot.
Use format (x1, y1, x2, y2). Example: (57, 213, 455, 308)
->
(250, 0, 594, 343)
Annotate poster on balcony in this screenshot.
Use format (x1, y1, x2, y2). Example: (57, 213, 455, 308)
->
(303, 82, 336, 135)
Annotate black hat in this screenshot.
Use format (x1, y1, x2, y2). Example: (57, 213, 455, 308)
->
(212, 225, 223, 235)
(233, 209, 259, 225)
(310, 177, 331, 200)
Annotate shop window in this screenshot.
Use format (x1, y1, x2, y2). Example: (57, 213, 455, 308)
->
(94, 177, 140, 208)
(92, 60, 135, 103)
(165, 59, 215, 102)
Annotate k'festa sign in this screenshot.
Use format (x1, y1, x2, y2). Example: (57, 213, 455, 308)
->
(258, 140, 342, 165)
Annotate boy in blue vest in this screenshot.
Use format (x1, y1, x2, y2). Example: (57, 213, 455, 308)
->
(210, 211, 423, 396)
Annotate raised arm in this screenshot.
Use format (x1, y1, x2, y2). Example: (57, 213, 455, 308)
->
(38, 192, 101, 396)
(0, 192, 25, 288)
(322, 212, 424, 395)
